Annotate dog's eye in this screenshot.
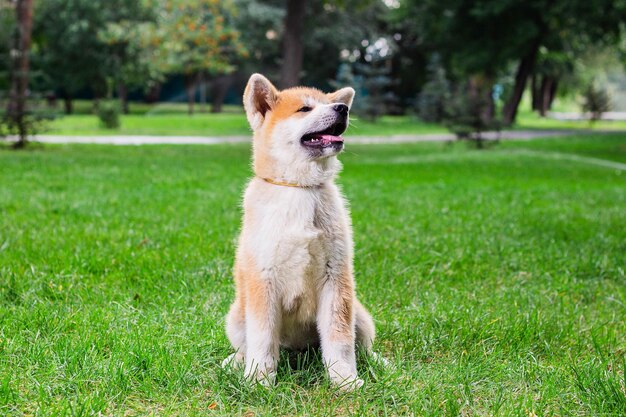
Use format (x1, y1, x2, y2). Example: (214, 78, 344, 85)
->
(297, 106, 313, 113)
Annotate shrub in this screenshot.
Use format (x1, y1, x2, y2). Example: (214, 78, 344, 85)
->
(97, 101, 121, 129)
(331, 63, 367, 116)
(332, 60, 398, 122)
(0, 92, 55, 148)
(581, 82, 611, 122)
(416, 54, 451, 123)
(442, 85, 501, 148)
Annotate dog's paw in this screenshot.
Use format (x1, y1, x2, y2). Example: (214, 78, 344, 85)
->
(221, 352, 244, 369)
(244, 367, 276, 387)
(255, 371, 277, 388)
(332, 376, 364, 392)
(370, 351, 390, 368)
(327, 362, 363, 391)
(244, 361, 277, 387)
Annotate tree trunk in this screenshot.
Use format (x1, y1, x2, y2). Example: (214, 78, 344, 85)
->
(144, 83, 161, 104)
(199, 72, 207, 113)
(63, 95, 73, 115)
(468, 75, 494, 124)
(211, 74, 234, 113)
(117, 81, 129, 114)
(502, 41, 540, 126)
(531, 73, 540, 111)
(7, 0, 34, 149)
(539, 76, 554, 117)
(279, 0, 307, 88)
(184, 73, 197, 115)
(45, 92, 57, 109)
(547, 79, 558, 110)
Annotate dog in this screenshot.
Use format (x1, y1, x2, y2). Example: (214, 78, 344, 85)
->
(222, 74, 380, 390)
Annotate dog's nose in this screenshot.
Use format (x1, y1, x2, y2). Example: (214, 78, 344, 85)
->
(333, 104, 348, 116)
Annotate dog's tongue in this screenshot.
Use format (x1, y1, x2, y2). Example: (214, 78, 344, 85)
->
(319, 134, 343, 144)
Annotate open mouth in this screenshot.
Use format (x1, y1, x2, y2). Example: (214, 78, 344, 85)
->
(300, 121, 347, 149)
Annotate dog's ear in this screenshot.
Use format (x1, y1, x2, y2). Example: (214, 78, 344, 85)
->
(243, 73, 278, 131)
(328, 87, 355, 109)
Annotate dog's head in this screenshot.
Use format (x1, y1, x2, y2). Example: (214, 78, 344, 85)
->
(243, 73, 355, 186)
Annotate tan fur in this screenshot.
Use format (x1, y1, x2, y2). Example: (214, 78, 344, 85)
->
(330, 265, 355, 342)
(223, 74, 382, 390)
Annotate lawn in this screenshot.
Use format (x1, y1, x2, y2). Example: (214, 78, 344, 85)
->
(1, 135, 625, 416)
(44, 100, 626, 137)
(514, 109, 626, 131)
(45, 112, 447, 137)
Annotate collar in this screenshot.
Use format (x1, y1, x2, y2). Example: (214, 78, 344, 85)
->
(259, 177, 318, 188)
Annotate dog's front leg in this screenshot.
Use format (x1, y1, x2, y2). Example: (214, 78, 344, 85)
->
(317, 267, 362, 390)
(244, 274, 280, 386)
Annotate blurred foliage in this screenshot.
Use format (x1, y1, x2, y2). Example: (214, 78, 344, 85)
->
(0, 93, 56, 143)
(331, 62, 366, 115)
(232, 0, 283, 78)
(1, 0, 625, 120)
(1, 0, 56, 147)
(151, 0, 247, 76)
(416, 54, 451, 123)
(397, 0, 626, 80)
(442, 85, 502, 147)
(34, 0, 122, 99)
(0, 1, 15, 91)
(582, 82, 612, 122)
(98, 19, 164, 95)
(97, 100, 121, 129)
(396, 0, 626, 121)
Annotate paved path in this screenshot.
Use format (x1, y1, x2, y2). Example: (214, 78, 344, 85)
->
(10, 129, 622, 146)
(549, 111, 626, 121)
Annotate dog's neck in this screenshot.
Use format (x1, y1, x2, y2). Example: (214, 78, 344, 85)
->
(253, 150, 342, 188)
(259, 177, 319, 188)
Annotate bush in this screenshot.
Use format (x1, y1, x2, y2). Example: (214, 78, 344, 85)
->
(331, 63, 367, 116)
(416, 54, 451, 123)
(0, 93, 56, 148)
(581, 82, 611, 122)
(97, 101, 121, 129)
(442, 85, 501, 148)
(332, 59, 398, 122)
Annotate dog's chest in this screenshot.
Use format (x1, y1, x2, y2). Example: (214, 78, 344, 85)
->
(243, 183, 348, 321)
(280, 195, 338, 317)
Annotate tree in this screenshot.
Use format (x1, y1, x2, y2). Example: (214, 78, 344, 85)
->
(5, 0, 34, 148)
(208, 0, 284, 113)
(0, 2, 14, 91)
(443, 80, 502, 148)
(155, 0, 247, 115)
(582, 81, 611, 122)
(34, 0, 111, 114)
(398, 0, 626, 125)
(99, 17, 165, 113)
(416, 54, 451, 123)
(34, 0, 168, 114)
(277, 0, 385, 89)
(531, 49, 572, 116)
(278, 0, 306, 88)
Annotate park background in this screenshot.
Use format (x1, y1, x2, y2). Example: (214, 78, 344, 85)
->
(1, 0, 625, 416)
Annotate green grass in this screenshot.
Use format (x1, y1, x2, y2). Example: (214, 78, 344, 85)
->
(46, 97, 626, 137)
(49, 100, 447, 136)
(46, 111, 446, 137)
(1, 135, 625, 416)
(515, 108, 626, 131)
(46, 104, 626, 137)
(47, 113, 254, 137)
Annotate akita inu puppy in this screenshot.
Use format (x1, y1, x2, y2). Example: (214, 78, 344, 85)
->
(223, 74, 380, 389)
